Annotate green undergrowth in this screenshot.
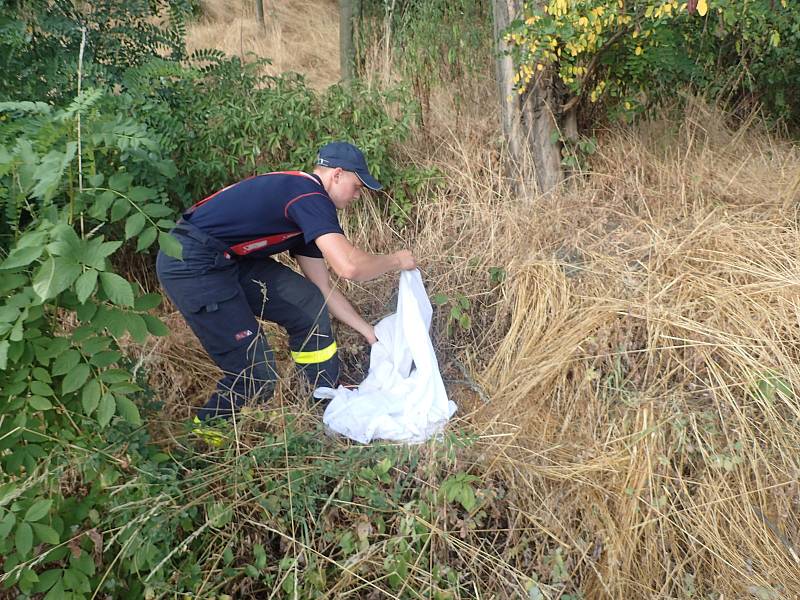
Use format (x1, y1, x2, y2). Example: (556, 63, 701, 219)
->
(2, 403, 514, 598)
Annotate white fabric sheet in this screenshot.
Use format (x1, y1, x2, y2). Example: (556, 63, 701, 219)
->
(314, 270, 457, 444)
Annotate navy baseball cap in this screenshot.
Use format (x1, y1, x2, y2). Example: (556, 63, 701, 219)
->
(316, 141, 383, 190)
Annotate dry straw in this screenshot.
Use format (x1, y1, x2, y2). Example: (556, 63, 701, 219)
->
(185, 0, 340, 90)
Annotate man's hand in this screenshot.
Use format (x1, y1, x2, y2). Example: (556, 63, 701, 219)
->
(366, 325, 378, 345)
(393, 250, 416, 270)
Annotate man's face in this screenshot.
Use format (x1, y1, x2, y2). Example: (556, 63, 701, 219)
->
(329, 168, 364, 209)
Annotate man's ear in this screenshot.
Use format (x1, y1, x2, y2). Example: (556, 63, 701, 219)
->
(332, 167, 343, 182)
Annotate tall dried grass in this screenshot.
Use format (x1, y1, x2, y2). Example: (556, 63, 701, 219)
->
(184, 0, 340, 89)
(142, 3, 800, 597)
(372, 99, 799, 597)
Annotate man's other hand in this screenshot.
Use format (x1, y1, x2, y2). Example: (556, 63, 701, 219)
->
(394, 250, 416, 270)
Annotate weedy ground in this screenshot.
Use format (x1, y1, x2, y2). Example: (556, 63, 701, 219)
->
(125, 1, 800, 597)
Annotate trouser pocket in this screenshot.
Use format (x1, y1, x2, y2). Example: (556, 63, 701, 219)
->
(183, 287, 259, 356)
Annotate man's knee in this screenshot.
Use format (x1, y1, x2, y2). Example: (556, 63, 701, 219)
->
(298, 284, 332, 333)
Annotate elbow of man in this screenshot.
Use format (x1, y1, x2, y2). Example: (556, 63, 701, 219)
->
(332, 260, 363, 282)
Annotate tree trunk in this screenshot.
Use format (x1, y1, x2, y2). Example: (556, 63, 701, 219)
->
(493, 0, 562, 196)
(255, 0, 265, 30)
(339, 0, 356, 83)
(564, 106, 578, 141)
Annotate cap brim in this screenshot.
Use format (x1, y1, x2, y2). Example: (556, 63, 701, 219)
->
(355, 170, 383, 191)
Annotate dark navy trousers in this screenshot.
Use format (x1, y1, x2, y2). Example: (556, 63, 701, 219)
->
(156, 223, 339, 421)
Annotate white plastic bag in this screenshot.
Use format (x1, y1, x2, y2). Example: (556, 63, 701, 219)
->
(314, 269, 457, 444)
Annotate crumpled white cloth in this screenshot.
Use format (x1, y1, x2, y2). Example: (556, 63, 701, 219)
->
(314, 269, 457, 444)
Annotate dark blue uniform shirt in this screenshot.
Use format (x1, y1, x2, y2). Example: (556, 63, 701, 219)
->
(184, 171, 343, 259)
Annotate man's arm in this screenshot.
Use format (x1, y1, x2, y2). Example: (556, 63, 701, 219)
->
(295, 254, 377, 344)
(314, 233, 415, 282)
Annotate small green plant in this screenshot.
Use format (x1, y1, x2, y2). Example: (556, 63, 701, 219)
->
(439, 472, 480, 512)
(752, 371, 793, 404)
(489, 266, 507, 285)
(433, 292, 472, 334)
(562, 135, 598, 170)
(544, 548, 569, 584)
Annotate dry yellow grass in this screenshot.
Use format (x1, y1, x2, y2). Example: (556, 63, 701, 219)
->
(385, 100, 800, 597)
(185, 0, 341, 89)
(136, 3, 800, 597)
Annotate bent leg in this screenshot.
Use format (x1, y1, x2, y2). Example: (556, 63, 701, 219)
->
(157, 248, 278, 421)
(197, 333, 277, 421)
(238, 258, 339, 388)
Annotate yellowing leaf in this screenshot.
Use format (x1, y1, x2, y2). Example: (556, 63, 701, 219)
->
(697, 0, 708, 16)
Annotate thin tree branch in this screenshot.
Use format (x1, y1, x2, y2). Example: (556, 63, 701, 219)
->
(561, 26, 630, 113)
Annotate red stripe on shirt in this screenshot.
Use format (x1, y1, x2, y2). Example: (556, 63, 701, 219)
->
(283, 192, 328, 219)
(188, 171, 319, 213)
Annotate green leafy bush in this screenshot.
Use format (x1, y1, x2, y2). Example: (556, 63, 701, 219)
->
(121, 53, 420, 207)
(504, 0, 800, 124)
(3, 1, 428, 216)
(0, 92, 181, 594)
(0, 0, 191, 103)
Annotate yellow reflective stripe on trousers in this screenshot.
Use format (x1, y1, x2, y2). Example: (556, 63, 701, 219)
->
(291, 341, 337, 364)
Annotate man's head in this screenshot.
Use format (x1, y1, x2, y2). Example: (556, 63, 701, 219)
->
(313, 142, 382, 209)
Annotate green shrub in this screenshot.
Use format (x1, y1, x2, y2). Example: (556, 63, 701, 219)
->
(0, 92, 184, 596)
(505, 0, 800, 124)
(0, 0, 191, 103)
(3, 0, 430, 217)
(121, 53, 421, 208)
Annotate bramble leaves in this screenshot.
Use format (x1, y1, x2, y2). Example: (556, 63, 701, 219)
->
(96, 392, 116, 428)
(62, 363, 91, 395)
(31, 523, 59, 545)
(75, 269, 98, 304)
(0, 246, 43, 270)
(115, 396, 141, 426)
(24, 499, 52, 522)
(158, 231, 183, 259)
(125, 212, 146, 239)
(15, 521, 33, 556)
(81, 379, 102, 415)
